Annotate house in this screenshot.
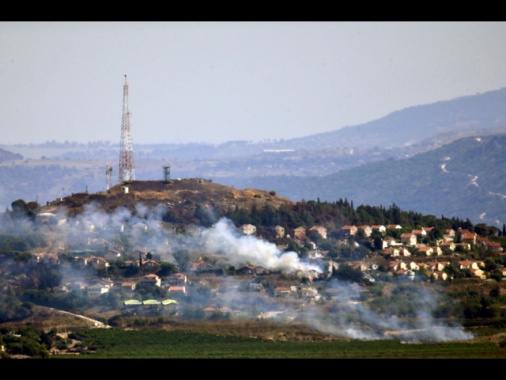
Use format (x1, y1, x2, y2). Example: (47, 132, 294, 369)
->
(477, 237, 504, 253)
(218, 306, 234, 316)
(86, 283, 110, 297)
(249, 277, 264, 291)
(298, 286, 320, 299)
(168, 286, 186, 296)
(387, 224, 403, 230)
(104, 248, 122, 261)
(427, 271, 449, 281)
(274, 286, 293, 297)
(382, 247, 411, 258)
(458, 260, 484, 271)
(471, 268, 486, 280)
(398, 248, 412, 257)
(92, 278, 114, 289)
(307, 249, 325, 259)
(388, 260, 407, 272)
(120, 282, 136, 292)
(431, 246, 443, 256)
(293, 226, 306, 239)
(440, 241, 456, 252)
(396, 269, 415, 281)
(412, 229, 427, 238)
(309, 225, 327, 239)
(400, 233, 417, 246)
(191, 258, 215, 272)
(273, 225, 285, 239)
(349, 261, 370, 272)
(486, 241, 504, 253)
(203, 307, 217, 317)
(383, 237, 403, 247)
(455, 242, 471, 251)
(88, 256, 110, 269)
(137, 274, 161, 288)
(34, 252, 60, 265)
(445, 228, 456, 238)
(341, 225, 358, 236)
(166, 273, 187, 285)
(371, 225, 386, 234)
(357, 225, 372, 237)
(416, 246, 434, 256)
(426, 261, 450, 272)
(375, 239, 389, 249)
(381, 247, 400, 257)
(458, 230, 477, 245)
(240, 224, 257, 235)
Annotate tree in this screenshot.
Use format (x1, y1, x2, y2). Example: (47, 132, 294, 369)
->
(333, 264, 364, 283)
(157, 262, 178, 277)
(373, 236, 384, 251)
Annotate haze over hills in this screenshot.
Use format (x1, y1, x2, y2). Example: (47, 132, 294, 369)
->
(227, 134, 506, 228)
(1, 87, 506, 226)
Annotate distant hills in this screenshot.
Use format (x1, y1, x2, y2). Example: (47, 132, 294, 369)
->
(227, 134, 506, 228)
(1, 87, 506, 227)
(277, 87, 506, 152)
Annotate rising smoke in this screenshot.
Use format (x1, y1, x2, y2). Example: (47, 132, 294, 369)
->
(1, 202, 474, 342)
(199, 218, 322, 275)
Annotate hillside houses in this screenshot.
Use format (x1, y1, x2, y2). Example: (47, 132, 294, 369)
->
(309, 225, 327, 239)
(20, 211, 506, 325)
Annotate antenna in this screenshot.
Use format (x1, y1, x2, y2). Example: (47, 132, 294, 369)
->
(118, 74, 135, 183)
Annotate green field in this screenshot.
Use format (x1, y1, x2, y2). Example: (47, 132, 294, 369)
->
(52, 329, 506, 359)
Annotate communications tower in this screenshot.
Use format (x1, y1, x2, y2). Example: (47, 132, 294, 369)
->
(118, 74, 135, 183)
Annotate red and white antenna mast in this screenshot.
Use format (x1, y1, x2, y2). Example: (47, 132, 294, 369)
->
(118, 74, 135, 183)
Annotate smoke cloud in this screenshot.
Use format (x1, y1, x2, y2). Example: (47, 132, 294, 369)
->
(300, 279, 473, 342)
(199, 218, 322, 274)
(1, 203, 475, 343)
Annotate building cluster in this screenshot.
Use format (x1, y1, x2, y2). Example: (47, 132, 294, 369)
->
(26, 219, 506, 319)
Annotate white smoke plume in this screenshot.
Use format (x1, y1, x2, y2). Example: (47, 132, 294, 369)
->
(300, 279, 474, 342)
(0, 203, 475, 343)
(198, 218, 322, 274)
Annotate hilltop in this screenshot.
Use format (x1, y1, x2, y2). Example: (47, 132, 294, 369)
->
(42, 178, 293, 222)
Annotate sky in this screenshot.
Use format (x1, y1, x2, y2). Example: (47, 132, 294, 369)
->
(1, 21, 506, 146)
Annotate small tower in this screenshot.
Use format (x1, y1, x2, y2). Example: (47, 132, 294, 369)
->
(163, 163, 171, 183)
(106, 165, 113, 190)
(118, 74, 135, 183)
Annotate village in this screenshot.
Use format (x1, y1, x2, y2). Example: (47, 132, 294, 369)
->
(28, 215, 506, 322)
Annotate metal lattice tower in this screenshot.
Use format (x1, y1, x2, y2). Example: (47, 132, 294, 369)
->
(118, 74, 135, 183)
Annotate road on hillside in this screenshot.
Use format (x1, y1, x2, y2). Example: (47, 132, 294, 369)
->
(45, 307, 111, 328)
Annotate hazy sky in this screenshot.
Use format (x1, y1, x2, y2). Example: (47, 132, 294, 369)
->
(1, 21, 506, 145)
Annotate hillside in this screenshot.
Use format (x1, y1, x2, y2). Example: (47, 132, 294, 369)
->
(2, 87, 506, 224)
(232, 134, 506, 227)
(278, 87, 506, 151)
(42, 178, 293, 223)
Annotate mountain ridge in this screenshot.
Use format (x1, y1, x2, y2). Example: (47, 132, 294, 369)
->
(1, 87, 506, 227)
(231, 133, 506, 227)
